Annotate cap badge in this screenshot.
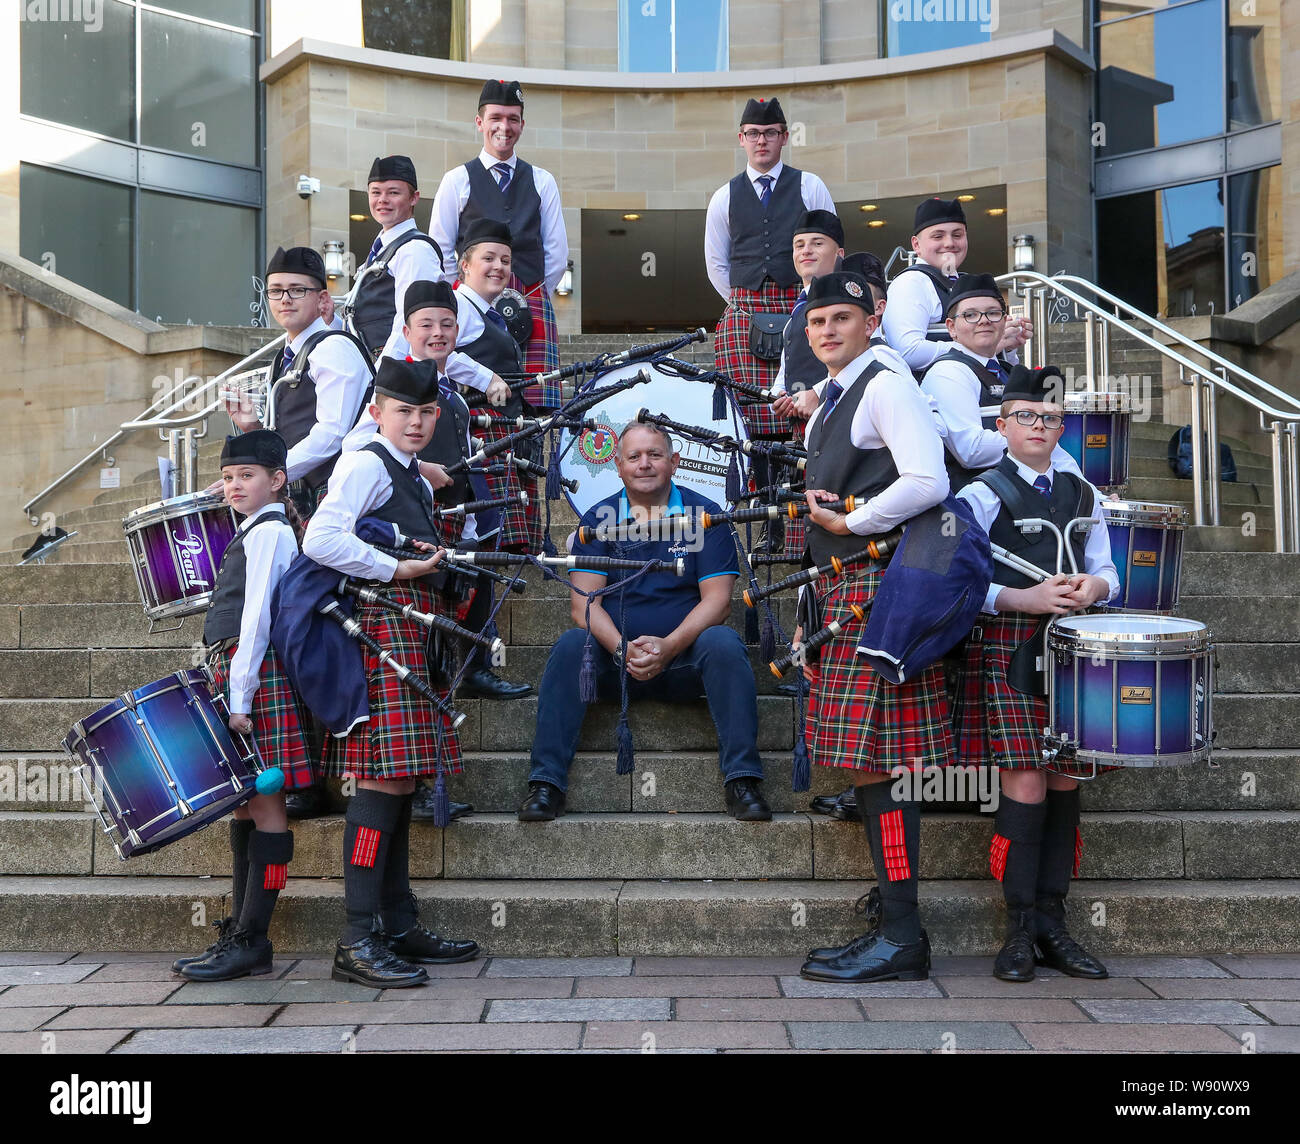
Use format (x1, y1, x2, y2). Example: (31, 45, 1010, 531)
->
(845, 281, 864, 298)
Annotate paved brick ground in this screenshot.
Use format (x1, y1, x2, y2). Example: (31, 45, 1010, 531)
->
(0, 952, 1295, 1053)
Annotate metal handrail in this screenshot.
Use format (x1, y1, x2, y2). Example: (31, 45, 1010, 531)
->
(996, 269, 1300, 552)
(1050, 273, 1300, 418)
(22, 332, 283, 520)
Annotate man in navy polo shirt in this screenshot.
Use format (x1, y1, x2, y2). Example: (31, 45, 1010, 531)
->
(518, 422, 769, 822)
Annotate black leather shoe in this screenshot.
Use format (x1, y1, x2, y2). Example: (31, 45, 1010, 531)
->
(179, 928, 273, 982)
(332, 935, 428, 988)
(809, 794, 838, 815)
(389, 923, 480, 965)
(993, 908, 1038, 982)
(775, 680, 802, 698)
(829, 787, 860, 822)
(1035, 925, 1109, 980)
(807, 889, 880, 961)
(285, 784, 329, 820)
(799, 929, 931, 983)
(725, 778, 772, 822)
(172, 917, 234, 973)
(459, 668, 534, 700)
(409, 784, 473, 823)
(518, 781, 565, 822)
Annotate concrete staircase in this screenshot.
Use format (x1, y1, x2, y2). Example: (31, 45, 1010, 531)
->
(1, 334, 1298, 956)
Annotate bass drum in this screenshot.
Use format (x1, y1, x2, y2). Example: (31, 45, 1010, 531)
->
(557, 360, 750, 518)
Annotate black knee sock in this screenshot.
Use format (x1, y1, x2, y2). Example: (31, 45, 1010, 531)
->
(229, 819, 255, 922)
(341, 789, 405, 944)
(380, 793, 418, 935)
(1036, 787, 1081, 927)
(461, 587, 492, 674)
(991, 795, 1047, 916)
(240, 829, 294, 939)
(858, 781, 922, 944)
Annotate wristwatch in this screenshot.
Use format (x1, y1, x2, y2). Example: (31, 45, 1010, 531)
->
(611, 643, 625, 664)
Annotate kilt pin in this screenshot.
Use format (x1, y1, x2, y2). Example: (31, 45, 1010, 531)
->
(210, 644, 317, 791)
(805, 566, 954, 775)
(325, 579, 464, 781)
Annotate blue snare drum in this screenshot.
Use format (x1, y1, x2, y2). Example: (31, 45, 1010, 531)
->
(1102, 500, 1188, 614)
(62, 669, 264, 859)
(1059, 392, 1130, 490)
(1044, 615, 1213, 774)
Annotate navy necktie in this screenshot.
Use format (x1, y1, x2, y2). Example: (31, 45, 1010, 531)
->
(821, 378, 844, 423)
(756, 174, 773, 208)
(987, 358, 1008, 382)
(792, 290, 807, 319)
(493, 162, 512, 193)
(365, 235, 383, 266)
(280, 345, 295, 374)
(1033, 474, 1052, 498)
(485, 306, 508, 331)
(409, 457, 434, 518)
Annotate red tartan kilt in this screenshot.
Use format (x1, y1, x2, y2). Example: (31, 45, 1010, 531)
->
(508, 275, 563, 408)
(805, 568, 954, 774)
(715, 284, 801, 440)
(210, 645, 317, 791)
(325, 581, 463, 781)
(469, 416, 544, 552)
(952, 615, 1115, 777)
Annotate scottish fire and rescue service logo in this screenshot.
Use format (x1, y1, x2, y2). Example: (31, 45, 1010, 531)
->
(575, 421, 619, 474)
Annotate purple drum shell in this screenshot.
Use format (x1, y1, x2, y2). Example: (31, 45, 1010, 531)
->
(125, 496, 236, 619)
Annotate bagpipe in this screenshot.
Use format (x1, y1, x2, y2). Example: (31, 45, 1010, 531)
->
(632, 408, 808, 475)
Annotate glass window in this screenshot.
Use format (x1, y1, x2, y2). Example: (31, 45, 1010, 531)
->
(19, 164, 134, 309)
(20, 0, 135, 141)
(153, 1, 257, 30)
(1228, 166, 1281, 308)
(619, 0, 727, 72)
(1229, 0, 1279, 129)
(140, 9, 258, 166)
(884, 0, 993, 58)
(1097, 0, 1224, 156)
(362, 1, 467, 60)
(138, 192, 258, 326)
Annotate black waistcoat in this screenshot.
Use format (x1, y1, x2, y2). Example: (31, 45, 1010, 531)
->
(728, 167, 804, 290)
(202, 513, 293, 646)
(978, 456, 1092, 588)
(271, 329, 375, 491)
(362, 442, 448, 587)
(803, 361, 899, 565)
(924, 347, 1006, 492)
(780, 300, 823, 394)
(352, 229, 445, 356)
(459, 159, 544, 287)
(419, 387, 473, 508)
(457, 292, 525, 417)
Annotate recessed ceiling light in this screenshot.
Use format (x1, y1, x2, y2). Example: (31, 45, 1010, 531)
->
(349, 213, 367, 221)
(986, 207, 1006, 216)
(622, 213, 641, 221)
(956, 194, 976, 203)
(867, 219, 886, 228)
(859, 204, 878, 213)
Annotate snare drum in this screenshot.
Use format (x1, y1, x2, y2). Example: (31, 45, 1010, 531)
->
(1102, 500, 1188, 614)
(557, 360, 751, 518)
(1045, 615, 1213, 773)
(1059, 392, 1130, 489)
(122, 492, 237, 625)
(62, 669, 265, 859)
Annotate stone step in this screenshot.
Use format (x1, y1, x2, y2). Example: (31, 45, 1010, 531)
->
(1182, 526, 1275, 553)
(0, 540, 133, 566)
(1212, 694, 1300, 751)
(1127, 419, 1270, 457)
(1, 875, 1295, 955)
(1213, 644, 1300, 693)
(5, 808, 1297, 882)
(0, 693, 799, 753)
(1177, 597, 1300, 642)
(1128, 454, 1272, 485)
(1133, 477, 1271, 510)
(1180, 552, 1300, 596)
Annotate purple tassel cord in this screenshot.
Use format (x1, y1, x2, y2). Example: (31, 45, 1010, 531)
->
(744, 604, 759, 646)
(712, 379, 728, 421)
(616, 714, 635, 776)
(725, 453, 743, 504)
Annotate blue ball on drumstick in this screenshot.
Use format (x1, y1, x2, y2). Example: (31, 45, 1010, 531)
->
(255, 767, 285, 795)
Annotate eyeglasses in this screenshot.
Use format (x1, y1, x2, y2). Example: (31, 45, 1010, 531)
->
(741, 128, 785, 141)
(265, 286, 319, 300)
(1008, 410, 1065, 430)
(955, 309, 1006, 325)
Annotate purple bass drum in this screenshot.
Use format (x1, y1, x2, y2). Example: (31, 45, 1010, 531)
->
(122, 492, 236, 627)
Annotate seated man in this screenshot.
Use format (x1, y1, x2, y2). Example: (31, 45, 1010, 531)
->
(518, 422, 770, 823)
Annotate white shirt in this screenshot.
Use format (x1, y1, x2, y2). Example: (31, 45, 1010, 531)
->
(364, 218, 447, 362)
(956, 456, 1119, 614)
(274, 317, 373, 485)
(304, 432, 436, 581)
(803, 346, 949, 536)
(430, 149, 569, 293)
(225, 503, 298, 715)
(703, 162, 836, 301)
(445, 283, 501, 392)
(920, 343, 1081, 479)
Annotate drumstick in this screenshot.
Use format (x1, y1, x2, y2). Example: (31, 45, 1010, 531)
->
(319, 601, 466, 729)
(769, 602, 871, 678)
(338, 581, 504, 655)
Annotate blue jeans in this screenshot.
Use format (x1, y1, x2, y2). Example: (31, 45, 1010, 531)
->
(528, 625, 764, 791)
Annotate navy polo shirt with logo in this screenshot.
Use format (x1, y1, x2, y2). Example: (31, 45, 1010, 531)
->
(570, 482, 738, 640)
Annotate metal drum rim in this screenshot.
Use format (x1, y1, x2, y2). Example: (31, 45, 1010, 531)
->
(1063, 747, 1214, 768)
(1062, 392, 1132, 413)
(142, 590, 217, 622)
(122, 491, 232, 533)
(1101, 500, 1190, 527)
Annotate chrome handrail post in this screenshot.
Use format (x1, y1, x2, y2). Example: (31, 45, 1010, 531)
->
(1287, 423, 1300, 555)
(1188, 368, 1206, 527)
(1083, 309, 1097, 390)
(1206, 370, 1221, 527)
(1268, 420, 1287, 553)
